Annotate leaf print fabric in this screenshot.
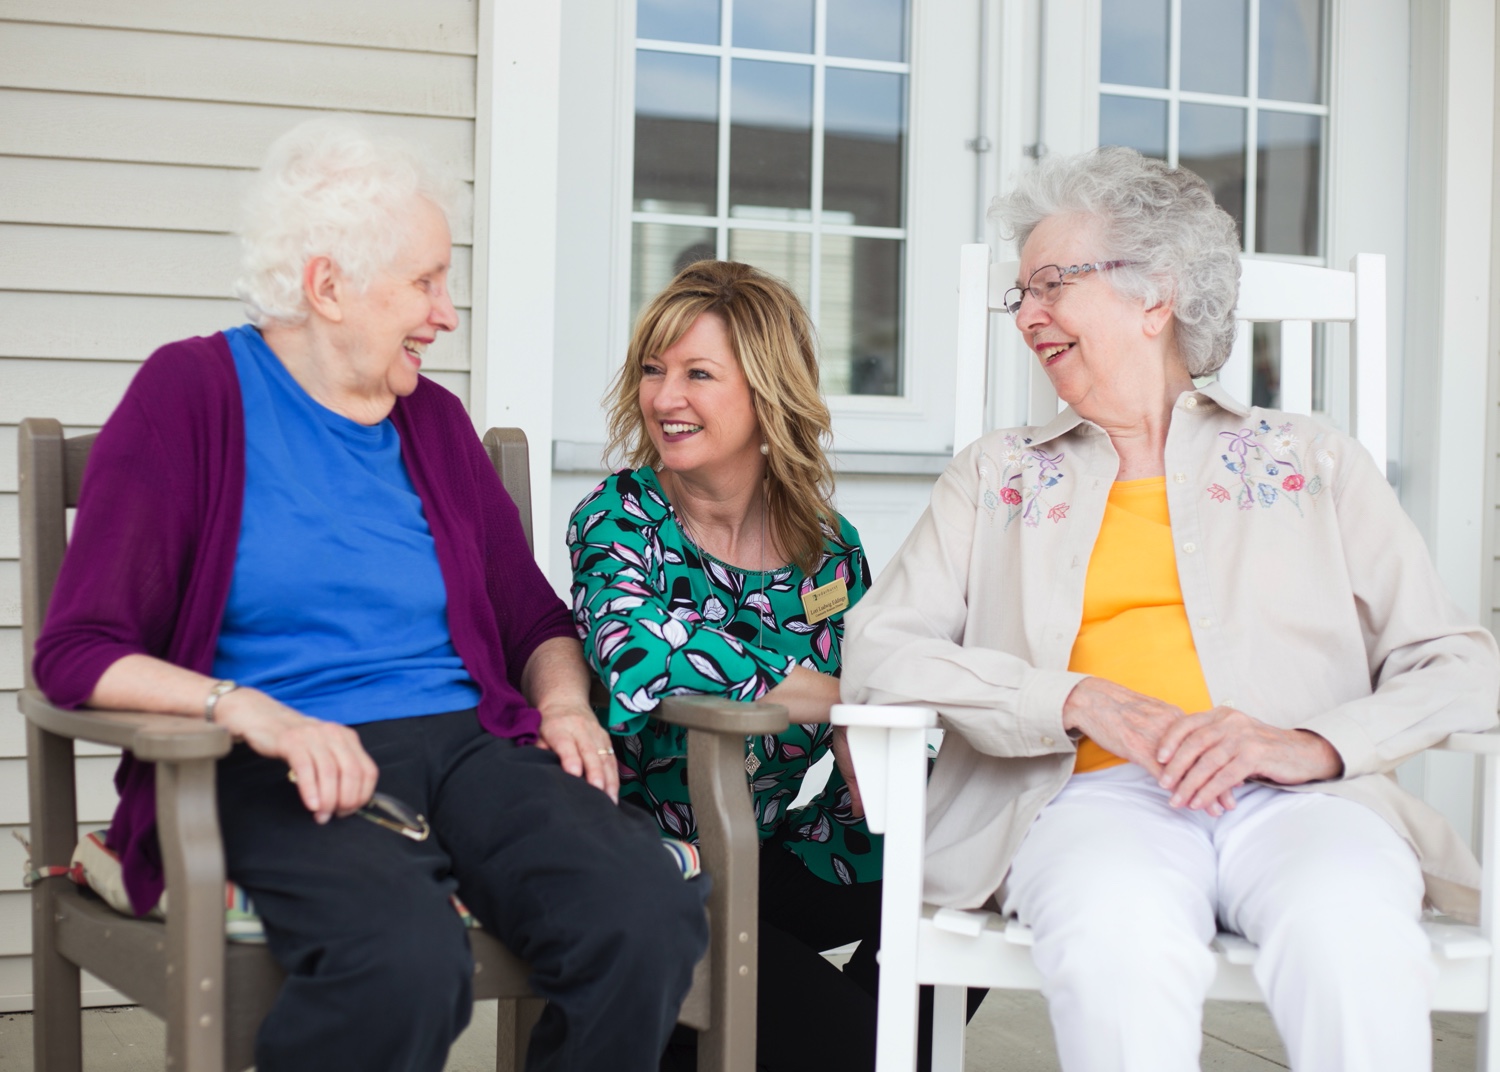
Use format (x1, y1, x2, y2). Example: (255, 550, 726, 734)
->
(568, 467, 881, 885)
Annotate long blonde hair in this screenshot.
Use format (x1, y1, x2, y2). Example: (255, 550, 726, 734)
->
(605, 260, 842, 575)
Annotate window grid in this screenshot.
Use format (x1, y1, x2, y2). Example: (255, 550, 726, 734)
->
(1098, 0, 1330, 258)
(634, 0, 912, 391)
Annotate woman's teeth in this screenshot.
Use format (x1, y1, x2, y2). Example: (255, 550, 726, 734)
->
(662, 423, 702, 435)
(1038, 343, 1072, 362)
(402, 339, 428, 358)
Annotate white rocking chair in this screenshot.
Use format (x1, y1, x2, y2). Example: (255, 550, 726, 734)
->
(836, 245, 1500, 1072)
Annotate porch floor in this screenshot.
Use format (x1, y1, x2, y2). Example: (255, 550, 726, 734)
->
(0, 994, 1479, 1070)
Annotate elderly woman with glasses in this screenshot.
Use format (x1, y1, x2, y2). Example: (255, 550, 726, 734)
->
(841, 147, 1499, 1071)
(32, 116, 706, 1072)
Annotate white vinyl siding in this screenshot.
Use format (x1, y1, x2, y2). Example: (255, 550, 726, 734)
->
(0, 0, 480, 1011)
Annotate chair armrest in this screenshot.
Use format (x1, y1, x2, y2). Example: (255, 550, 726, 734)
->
(830, 703, 939, 730)
(1432, 731, 1500, 756)
(658, 696, 790, 736)
(19, 689, 233, 762)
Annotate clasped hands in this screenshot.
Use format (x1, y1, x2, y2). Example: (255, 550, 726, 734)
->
(1061, 677, 1343, 817)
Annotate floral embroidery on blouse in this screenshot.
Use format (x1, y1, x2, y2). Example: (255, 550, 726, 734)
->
(1210, 420, 1326, 514)
(979, 435, 1070, 529)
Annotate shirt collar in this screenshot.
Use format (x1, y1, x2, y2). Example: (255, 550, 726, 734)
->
(1020, 378, 1250, 447)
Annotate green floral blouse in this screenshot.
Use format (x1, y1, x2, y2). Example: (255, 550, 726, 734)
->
(568, 468, 881, 885)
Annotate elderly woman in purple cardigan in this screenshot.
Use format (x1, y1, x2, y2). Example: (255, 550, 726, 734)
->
(32, 116, 706, 1072)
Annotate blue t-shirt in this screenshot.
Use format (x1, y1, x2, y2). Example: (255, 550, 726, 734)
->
(212, 325, 481, 724)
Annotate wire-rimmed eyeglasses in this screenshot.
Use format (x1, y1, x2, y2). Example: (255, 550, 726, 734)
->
(1001, 261, 1134, 316)
(287, 771, 431, 841)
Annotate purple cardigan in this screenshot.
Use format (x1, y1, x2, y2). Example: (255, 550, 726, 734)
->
(33, 333, 576, 914)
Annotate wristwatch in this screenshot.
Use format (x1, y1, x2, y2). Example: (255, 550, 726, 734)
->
(204, 679, 240, 723)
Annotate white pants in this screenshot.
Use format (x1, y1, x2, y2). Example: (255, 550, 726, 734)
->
(1002, 764, 1433, 1072)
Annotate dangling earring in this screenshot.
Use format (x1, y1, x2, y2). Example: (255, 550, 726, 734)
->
(760, 442, 769, 456)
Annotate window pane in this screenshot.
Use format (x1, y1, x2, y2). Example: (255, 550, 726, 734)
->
(1251, 322, 1281, 408)
(631, 223, 716, 324)
(1256, 111, 1322, 256)
(1179, 103, 1246, 248)
(635, 51, 719, 214)
(1181, 0, 1247, 96)
(1260, 0, 1323, 103)
(733, 0, 813, 53)
(827, 0, 907, 61)
(730, 60, 813, 218)
(823, 70, 905, 228)
(727, 229, 811, 310)
(1101, 0, 1169, 88)
(820, 236, 902, 396)
(1099, 95, 1167, 159)
(637, 0, 719, 45)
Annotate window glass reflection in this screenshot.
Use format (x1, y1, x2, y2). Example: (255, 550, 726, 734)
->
(631, 223, 716, 324)
(1181, 0, 1247, 96)
(733, 0, 813, 53)
(826, 0, 907, 61)
(727, 229, 811, 311)
(1260, 0, 1322, 103)
(1256, 111, 1322, 256)
(820, 237, 902, 396)
(824, 70, 905, 228)
(637, 0, 719, 45)
(1101, 0, 1169, 88)
(1179, 103, 1246, 246)
(730, 60, 813, 216)
(634, 51, 719, 214)
(1099, 95, 1168, 160)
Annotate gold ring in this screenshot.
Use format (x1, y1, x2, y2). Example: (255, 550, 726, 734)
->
(597, 748, 615, 756)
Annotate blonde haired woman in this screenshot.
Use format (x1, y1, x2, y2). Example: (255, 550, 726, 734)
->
(569, 260, 882, 1070)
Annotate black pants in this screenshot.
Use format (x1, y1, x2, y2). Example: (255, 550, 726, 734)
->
(662, 836, 985, 1072)
(217, 710, 709, 1072)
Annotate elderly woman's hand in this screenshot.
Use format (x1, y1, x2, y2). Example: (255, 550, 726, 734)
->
(214, 687, 380, 824)
(536, 701, 622, 803)
(1154, 707, 1344, 812)
(1061, 677, 1185, 776)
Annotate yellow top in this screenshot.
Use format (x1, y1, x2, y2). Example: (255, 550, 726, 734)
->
(1069, 478, 1213, 774)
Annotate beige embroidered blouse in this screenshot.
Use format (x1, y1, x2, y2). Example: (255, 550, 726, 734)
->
(842, 383, 1500, 921)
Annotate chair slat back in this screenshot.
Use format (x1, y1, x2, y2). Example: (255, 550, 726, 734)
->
(956, 247, 1389, 472)
(19, 419, 97, 690)
(484, 427, 534, 555)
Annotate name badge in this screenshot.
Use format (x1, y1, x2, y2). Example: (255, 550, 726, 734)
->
(801, 578, 849, 625)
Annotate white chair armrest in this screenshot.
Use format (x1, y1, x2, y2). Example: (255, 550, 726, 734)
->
(830, 704, 939, 729)
(1432, 730, 1500, 756)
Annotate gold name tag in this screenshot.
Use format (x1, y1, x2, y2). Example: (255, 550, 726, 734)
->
(801, 578, 849, 625)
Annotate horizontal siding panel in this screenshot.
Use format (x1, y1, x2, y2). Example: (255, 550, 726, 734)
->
(0, 359, 140, 428)
(0, 628, 19, 690)
(0, 495, 14, 559)
(424, 371, 469, 409)
(0, 957, 129, 1012)
(0, 0, 478, 54)
(0, 424, 99, 493)
(0, 561, 15, 626)
(0, 754, 120, 825)
(0, 90, 476, 177)
(0, 226, 473, 306)
(0, 891, 24, 954)
(0, 156, 476, 241)
(1, 692, 122, 760)
(0, 22, 477, 118)
(0, 294, 472, 370)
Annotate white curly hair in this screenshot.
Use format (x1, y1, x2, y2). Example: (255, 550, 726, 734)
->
(991, 146, 1242, 377)
(234, 115, 458, 327)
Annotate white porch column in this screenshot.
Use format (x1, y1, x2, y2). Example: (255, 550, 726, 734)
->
(472, 0, 564, 563)
(1401, 0, 1496, 847)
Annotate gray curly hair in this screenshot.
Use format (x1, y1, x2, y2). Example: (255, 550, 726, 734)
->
(991, 147, 1241, 377)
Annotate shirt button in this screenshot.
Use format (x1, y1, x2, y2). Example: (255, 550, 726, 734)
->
(1182, 542, 1197, 554)
(1197, 617, 1212, 629)
(1173, 472, 1187, 484)
(1041, 736, 1055, 746)
(1221, 698, 1235, 708)
(1183, 396, 1198, 409)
